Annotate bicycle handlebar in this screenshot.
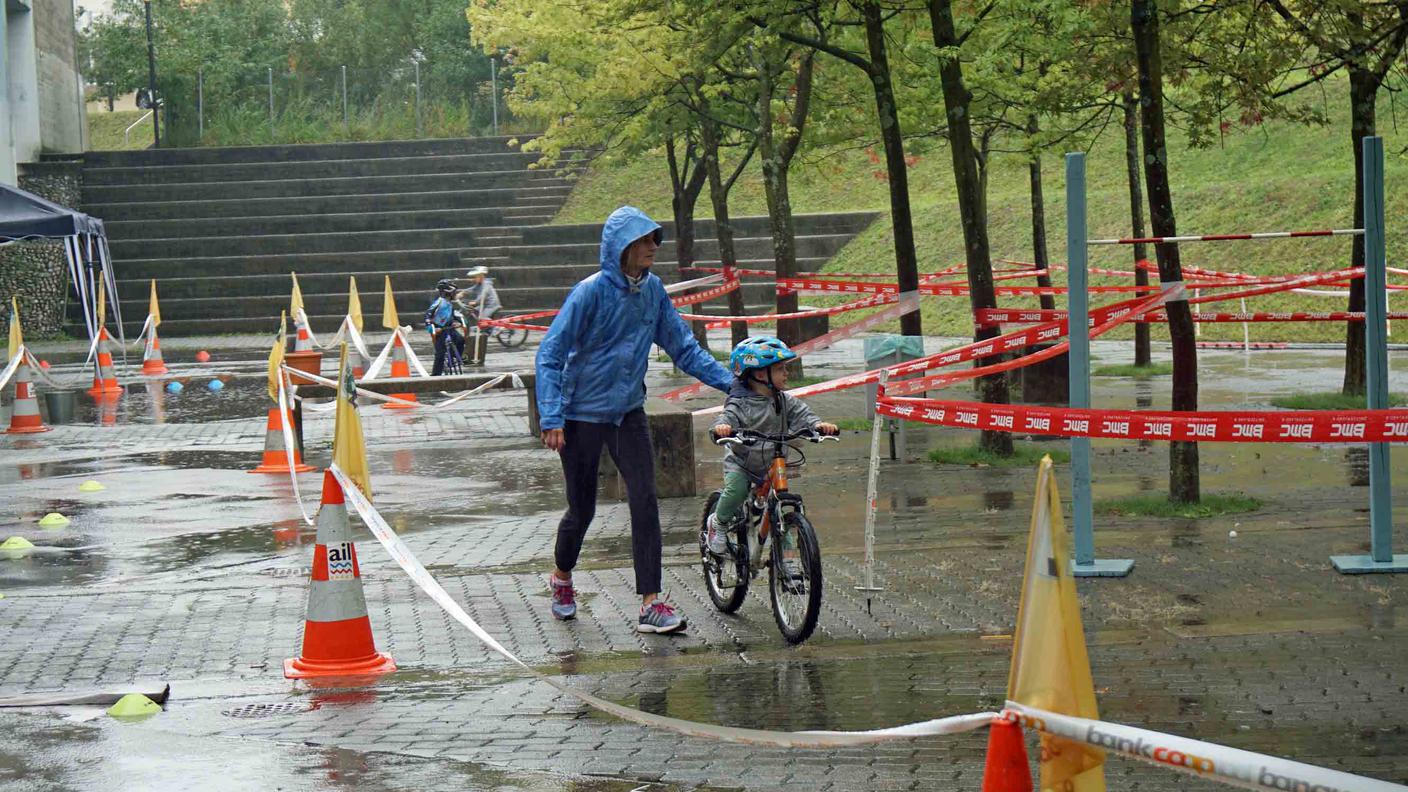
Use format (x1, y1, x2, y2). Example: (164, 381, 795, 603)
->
(712, 428, 839, 447)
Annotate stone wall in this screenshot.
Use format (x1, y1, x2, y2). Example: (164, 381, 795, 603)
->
(0, 160, 80, 338)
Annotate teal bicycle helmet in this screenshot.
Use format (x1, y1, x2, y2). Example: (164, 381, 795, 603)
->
(729, 335, 797, 377)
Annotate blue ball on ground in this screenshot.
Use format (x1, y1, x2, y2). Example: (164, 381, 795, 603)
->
(166, 382, 183, 393)
(207, 380, 224, 392)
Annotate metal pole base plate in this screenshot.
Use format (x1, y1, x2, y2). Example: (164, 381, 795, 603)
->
(1331, 554, 1408, 574)
(1071, 559, 1134, 578)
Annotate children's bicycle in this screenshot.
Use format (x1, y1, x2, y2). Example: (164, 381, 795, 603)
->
(699, 428, 837, 644)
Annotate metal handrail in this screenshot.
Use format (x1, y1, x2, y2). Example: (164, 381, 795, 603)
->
(124, 110, 154, 146)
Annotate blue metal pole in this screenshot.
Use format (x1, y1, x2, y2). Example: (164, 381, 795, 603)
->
(1333, 135, 1406, 573)
(1067, 152, 1133, 577)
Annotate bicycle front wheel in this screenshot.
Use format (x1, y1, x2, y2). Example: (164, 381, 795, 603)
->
(769, 509, 822, 644)
(497, 327, 528, 348)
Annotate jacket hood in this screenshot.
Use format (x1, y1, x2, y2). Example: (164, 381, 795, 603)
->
(600, 206, 663, 288)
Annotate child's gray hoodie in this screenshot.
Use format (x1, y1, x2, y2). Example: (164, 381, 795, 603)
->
(711, 378, 821, 481)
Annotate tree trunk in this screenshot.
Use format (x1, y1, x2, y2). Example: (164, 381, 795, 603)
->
(928, 0, 1012, 456)
(758, 65, 801, 356)
(862, 0, 922, 337)
(1123, 91, 1152, 366)
(1132, 0, 1198, 503)
(1027, 115, 1055, 312)
(701, 117, 750, 347)
(1343, 67, 1376, 396)
(667, 136, 711, 349)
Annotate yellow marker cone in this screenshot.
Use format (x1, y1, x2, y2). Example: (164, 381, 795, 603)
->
(8, 296, 22, 361)
(382, 276, 399, 330)
(0, 536, 34, 551)
(78, 480, 106, 493)
(107, 693, 161, 720)
(38, 513, 70, 529)
(1008, 456, 1107, 792)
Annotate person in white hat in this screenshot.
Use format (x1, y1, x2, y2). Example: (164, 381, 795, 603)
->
(457, 265, 502, 324)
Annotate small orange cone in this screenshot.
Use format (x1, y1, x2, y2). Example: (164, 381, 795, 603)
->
(250, 406, 315, 474)
(380, 331, 416, 409)
(284, 470, 396, 679)
(6, 358, 51, 434)
(980, 719, 1033, 792)
(141, 330, 169, 376)
(88, 328, 122, 397)
(293, 311, 314, 353)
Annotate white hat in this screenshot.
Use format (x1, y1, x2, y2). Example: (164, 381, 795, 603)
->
(465, 265, 488, 277)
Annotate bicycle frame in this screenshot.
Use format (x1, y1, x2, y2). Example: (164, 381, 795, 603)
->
(755, 452, 789, 543)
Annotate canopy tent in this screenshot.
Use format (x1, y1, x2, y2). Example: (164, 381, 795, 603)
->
(0, 181, 119, 349)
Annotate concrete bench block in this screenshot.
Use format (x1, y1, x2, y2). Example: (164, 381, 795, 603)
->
(598, 397, 695, 500)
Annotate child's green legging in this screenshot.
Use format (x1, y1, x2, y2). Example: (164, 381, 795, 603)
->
(713, 472, 752, 525)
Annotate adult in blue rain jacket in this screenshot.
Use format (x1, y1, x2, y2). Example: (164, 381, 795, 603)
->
(536, 205, 732, 635)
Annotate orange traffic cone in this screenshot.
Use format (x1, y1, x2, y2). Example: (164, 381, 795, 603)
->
(88, 328, 122, 397)
(980, 719, 1033, 792)
(293, 310, 314, 353)
(141, 327, 169, 376)
(381, 330, 416, 409)
(250, 406, 315, 474)
(6, 358, 51, 434)
(284, 470, 396, 679)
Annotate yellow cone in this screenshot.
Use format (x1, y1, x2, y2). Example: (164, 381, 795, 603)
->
(78, 480, 106, 493)
(38, 513, 70, 529)
(107, 693, 161, 720)
(0, 536, 34, 551)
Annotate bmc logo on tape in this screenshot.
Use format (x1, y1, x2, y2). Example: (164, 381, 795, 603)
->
(327, 542, 356, 581)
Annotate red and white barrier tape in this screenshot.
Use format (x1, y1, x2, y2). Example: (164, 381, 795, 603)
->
(976, 307, 1408, 328)
(1090, 228, 1363, 245)
(679, 292, 897, 326)
(283, 364, 525, 412)
(480, 279, 742, 333)
(877, 396, 1408, 443)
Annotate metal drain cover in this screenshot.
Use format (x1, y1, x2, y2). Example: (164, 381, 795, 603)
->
(222, 702, 312, 719)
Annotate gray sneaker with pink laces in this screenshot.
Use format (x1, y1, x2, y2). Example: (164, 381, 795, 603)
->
(637, 600, 686, 634)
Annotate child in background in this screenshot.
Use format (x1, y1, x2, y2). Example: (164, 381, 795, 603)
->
(707, 336, 837, 574)
(424, 278, 466, 376)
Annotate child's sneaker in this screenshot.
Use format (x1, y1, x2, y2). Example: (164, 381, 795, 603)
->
(637, 600, 686, 634)
(704, 514, 731, 556)
(549, 574, 576, 621)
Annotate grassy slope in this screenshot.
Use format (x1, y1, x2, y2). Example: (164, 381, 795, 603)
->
(555, 86, 1406, 343)
(87, 110, 154, 151)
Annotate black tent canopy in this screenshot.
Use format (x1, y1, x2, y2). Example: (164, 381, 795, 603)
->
(0, 181, 117, 344)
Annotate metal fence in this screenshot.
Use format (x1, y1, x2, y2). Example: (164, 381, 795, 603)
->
(154, 57, 515, 147)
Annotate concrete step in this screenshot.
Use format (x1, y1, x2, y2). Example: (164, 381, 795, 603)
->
(83, 280, 787, 328)
(460, 233, 859, 268)
(106, 207, 559, 241)
(83, 168, 576, 204)
(109, 226, 492, 259)
(83, 151, 555, 186)
(81, 135, 542, 168)
(86, 186, 573, 222)
(113, 248, 465, 280)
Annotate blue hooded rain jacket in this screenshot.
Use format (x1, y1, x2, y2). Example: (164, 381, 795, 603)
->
(535, 206, 732, 430)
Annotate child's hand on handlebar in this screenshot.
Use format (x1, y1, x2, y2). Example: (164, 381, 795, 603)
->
(815, 423, 839, 436)
(713, 424, 733, 438)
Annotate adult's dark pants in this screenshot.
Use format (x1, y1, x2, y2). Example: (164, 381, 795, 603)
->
(431, 328, 464, 376)
(554, 409, 660, 595)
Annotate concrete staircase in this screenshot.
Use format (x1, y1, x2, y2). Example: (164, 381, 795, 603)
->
(74, 137, 877, 337)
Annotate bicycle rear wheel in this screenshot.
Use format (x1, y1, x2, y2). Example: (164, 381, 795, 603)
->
(497, 327, 528, 348)
(769, 509, 822, 644)
(700, 491, 748, 613)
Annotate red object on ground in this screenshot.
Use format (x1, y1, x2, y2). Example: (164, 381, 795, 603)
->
(38, 360, 50, 370)
(980, 719, 1033, 792)
(195, 350, 211, 363)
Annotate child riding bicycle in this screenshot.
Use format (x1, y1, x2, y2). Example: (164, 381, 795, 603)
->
(424, 278, 466, 376)
(707, 336, 838, 572)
